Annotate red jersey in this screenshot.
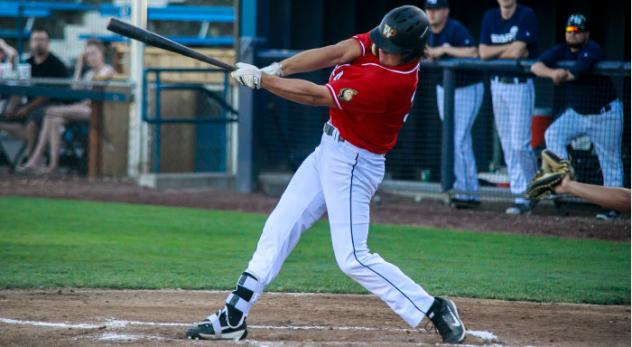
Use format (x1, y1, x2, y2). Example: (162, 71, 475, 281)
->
(325, 32, 419, 154)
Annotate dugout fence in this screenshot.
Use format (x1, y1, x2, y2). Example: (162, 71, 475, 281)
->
(252, 51, 630, 202)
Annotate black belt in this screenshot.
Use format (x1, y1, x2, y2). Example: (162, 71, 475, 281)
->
(323, 123, 344, 142)
(493, 76, 528, 84)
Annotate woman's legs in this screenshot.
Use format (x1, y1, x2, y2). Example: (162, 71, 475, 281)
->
(20, 103, 90, 173)
(19, 114, 55, 170)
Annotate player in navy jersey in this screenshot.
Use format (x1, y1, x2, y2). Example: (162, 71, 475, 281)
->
(531, 14, 623, 221)
(479, 0, 539, 215)
(424, 0, 483, 208)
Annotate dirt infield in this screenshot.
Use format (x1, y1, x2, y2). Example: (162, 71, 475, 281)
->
(0, 174, 629, 241)
(0, 289, 629, 346)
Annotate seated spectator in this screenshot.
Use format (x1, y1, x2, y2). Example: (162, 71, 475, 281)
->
(424, 0, 483, 208)
(18, 39, 114, 175)
(531, 14, 624, 220)
(0, 38, 17, 67)
(0, 39, 17, 114)
(0, 29, 68, 158)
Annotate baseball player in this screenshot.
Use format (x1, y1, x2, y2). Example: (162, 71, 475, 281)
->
(531, 14, 624, 220)
(185, 5, 466, 344)
(479, 0, 539, 215)
(424, 0, 483, 207)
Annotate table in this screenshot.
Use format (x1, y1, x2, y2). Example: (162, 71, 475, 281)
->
(0, 78, 133, 177)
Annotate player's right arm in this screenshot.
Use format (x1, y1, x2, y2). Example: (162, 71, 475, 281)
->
(267, 38, 362, 76)
(530, 45, 571, 85)
(530, 62, 569, 85)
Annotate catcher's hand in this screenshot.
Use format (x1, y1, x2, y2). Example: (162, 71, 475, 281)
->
(527, 149, 575, 200)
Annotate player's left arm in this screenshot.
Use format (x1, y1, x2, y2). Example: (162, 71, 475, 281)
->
(273, 39, 362, 76)
(261, 74, 336, 108)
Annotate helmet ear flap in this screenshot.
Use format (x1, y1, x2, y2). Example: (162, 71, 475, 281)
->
(371, 43, 378, 56)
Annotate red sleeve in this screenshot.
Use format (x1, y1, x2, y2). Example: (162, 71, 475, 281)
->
(352, 32, 372, 57)
(326, 75, 387, 114)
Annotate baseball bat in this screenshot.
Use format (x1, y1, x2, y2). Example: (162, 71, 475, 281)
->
(106, 18, 236, 72)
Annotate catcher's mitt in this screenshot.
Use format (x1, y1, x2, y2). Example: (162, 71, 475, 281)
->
(527, 149, 575, 200)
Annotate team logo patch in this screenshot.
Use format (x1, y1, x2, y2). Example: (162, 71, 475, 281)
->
(382, 23, 397, 38)
(338, 88, 358, 102)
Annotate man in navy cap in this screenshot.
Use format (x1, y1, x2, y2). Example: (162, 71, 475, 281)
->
(424, 0, 483, 208)
(479, 0, 539, 215)
(531, 14, 623, 220)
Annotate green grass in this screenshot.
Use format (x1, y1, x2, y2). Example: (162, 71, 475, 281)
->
(0, 196, 629, 304)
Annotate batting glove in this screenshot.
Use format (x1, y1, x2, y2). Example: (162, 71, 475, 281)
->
(231, 62, 262, 89)
(261, 62, 284, 77)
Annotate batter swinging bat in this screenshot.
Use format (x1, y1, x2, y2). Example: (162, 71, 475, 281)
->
(106, 18, 236, 72)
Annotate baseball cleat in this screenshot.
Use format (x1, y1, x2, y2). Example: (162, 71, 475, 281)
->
(185, 308, 248, 341)
(427, 297, 466, 344)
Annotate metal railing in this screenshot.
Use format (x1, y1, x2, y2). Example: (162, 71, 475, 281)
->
(141, 67, 237, 173)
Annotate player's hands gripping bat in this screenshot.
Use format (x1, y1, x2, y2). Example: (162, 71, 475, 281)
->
(106, 18, 236, 72)
(231, 62, 262, 89)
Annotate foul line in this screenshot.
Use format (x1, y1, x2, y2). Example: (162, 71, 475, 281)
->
(0, 317, 498, 342)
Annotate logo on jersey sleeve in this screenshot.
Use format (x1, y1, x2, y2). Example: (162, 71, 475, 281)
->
(338, 88, 358, 102)
(383, 24, 397, 38)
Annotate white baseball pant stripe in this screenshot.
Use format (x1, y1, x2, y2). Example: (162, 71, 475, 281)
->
(436, 82, 485, 199)
(490, 78, 538, 201)
(246, 126, 435, 327)
(544, 100, 624, 187)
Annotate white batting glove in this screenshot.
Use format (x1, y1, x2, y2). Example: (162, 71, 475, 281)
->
(231, 62, 262, 89)
(261, 62, 284, 77)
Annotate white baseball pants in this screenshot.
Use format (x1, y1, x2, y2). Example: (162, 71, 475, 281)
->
(490, 78, 538, 201)
(545, 100, 624, 187)
(436, 82, 485, 200)
(246, 125, 435, 327)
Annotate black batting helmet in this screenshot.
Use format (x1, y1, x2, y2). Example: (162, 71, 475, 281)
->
(370, 5, 430, 62)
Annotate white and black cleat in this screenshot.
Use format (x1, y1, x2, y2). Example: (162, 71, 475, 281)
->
(427, 297, 466, 344)
(185, 308, 248, 341)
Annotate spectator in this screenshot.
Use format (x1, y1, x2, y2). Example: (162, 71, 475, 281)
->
(18, 39, 114, 175)
(424, 0, 483, 208)
(0, 39, 17, 66)
(0, 29, 68, 159)
(0, 39, 18, 114)
(531, 14, 624, 221)
(479, 0, 539, 215)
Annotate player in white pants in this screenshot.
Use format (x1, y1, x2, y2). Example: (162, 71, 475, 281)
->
(186, 6, 466, 345)
(490, 77, 537, 203)
(532, 13, 624, 220)
(424, 0, 484, 206)
(436, 83, 484, 202)
(545, 100, 624, 188)
(479, 0, 539, 214)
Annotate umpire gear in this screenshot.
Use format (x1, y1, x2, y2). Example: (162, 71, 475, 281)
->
(370, 5, 430, 62)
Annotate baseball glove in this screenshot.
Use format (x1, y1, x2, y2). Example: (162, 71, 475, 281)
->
(527, 149, 575, 200)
